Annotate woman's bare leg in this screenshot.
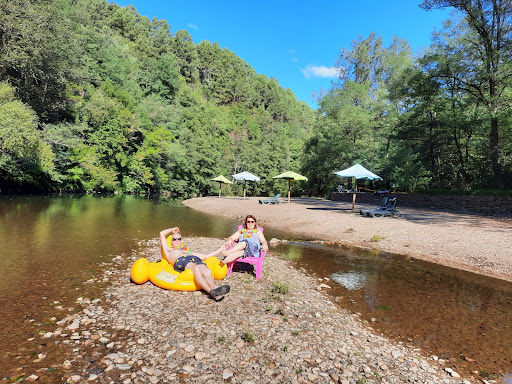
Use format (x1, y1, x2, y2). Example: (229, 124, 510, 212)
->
(221, 241, 246, 255)
(222, 250, 245, 264)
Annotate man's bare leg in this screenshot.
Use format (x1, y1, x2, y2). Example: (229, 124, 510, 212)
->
(197, 264, 215, 290)
(187, 263, 214, 293)
(188, 263, 229, 300)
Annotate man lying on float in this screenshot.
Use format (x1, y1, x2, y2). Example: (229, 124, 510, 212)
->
(159, 227, 230, 301)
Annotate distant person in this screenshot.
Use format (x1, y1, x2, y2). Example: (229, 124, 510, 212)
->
(220, 215, 268, 264)
(160, 227, 230, 301)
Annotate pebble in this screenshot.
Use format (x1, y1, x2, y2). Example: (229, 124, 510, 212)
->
(222, 369, 234, 379)
(67, 322, 80, 331)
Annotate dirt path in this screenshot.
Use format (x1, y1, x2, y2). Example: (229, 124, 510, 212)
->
(183, 196, 512, 283)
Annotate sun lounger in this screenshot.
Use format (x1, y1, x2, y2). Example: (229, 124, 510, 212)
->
(360, 198, 401, 218)
(374, 189, 390, 196)
(359, 197, 388, 216)
(336, 185, 352, 193)
(258, 194, 281, 204)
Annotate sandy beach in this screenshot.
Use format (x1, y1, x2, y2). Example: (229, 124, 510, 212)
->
(183, 196, 512, 283)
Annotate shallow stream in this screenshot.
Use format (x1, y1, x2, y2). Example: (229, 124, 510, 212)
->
(0, 195, 510, 381)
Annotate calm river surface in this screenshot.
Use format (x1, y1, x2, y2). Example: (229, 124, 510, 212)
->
(1, 195, 511, 380)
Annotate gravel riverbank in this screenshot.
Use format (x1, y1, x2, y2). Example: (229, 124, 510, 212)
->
(47, 237, 485, 384)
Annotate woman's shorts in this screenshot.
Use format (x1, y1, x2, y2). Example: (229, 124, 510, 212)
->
(173, 255, 205, 272)
(241, 239, 261, 258)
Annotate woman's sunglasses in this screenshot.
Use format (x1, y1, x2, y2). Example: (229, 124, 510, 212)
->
(246, 220, 256, 223)
(171, 237, 182, 241)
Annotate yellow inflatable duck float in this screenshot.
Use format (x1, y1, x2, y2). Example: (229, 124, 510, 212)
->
(130, 236, 227, 291)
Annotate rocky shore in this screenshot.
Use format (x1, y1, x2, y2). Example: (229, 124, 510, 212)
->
(42, 237, 484, 384)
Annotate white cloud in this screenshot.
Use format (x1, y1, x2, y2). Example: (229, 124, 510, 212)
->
(300, 65, 339, 79)
(291, 57, 298, 63)
(188, 24, 198, 30)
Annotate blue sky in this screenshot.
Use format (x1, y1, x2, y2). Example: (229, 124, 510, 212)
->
(113, 0, 451, 109)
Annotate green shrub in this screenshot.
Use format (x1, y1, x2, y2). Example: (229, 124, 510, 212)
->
(271, 280, 290, 295)
(241, 332, 255, 343)
(370, 234, 384, 242)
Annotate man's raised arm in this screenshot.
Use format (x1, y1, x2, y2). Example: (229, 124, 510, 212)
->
(159, 227, 179, 255)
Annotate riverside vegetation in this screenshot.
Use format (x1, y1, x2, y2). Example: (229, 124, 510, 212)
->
(1, 0, 512, 197)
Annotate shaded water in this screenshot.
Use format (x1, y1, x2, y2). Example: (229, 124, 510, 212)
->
(1, 196, 511, 381)
(275, 242, 512, 379)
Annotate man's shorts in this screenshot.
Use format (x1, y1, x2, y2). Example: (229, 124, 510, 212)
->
(173, 255, 205, 273)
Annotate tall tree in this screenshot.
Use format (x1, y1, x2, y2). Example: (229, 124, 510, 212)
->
(171, 30, 200, 83)
(0, 82, 54, 188)
(391, 61, 487, 190)
(0, 0, 81, 121)
(305, 33, 413, 195)
(421, 0, 512, 187)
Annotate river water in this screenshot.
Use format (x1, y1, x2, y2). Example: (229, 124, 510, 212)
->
(1, 195, 511, 381)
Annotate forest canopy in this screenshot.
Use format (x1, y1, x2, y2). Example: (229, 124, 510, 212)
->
(0, 0, 510, 196)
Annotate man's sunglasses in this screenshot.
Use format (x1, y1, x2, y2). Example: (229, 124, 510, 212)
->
(171, 237, 182, 241)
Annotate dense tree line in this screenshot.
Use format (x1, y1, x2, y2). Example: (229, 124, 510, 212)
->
(1, 0, 510, 197)
(0, 0, 314, 196)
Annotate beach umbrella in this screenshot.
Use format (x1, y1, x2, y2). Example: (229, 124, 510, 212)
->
(333, 163, 382, 211)
(232, 171, 260, 200)
(272, 171, 308, 203)
(211, 175, 233, 198)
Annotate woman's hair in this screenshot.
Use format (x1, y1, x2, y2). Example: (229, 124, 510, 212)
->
(243, 214, 257, 229)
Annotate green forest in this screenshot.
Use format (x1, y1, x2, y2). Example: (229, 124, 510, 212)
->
(0, 0, 511, 197)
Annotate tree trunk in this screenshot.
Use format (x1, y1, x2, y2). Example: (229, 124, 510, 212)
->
(489, 115, 502, 187)
(453, 127, 471, 184)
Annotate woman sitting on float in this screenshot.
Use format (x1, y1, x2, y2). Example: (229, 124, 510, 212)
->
(220, 215, 268, 264)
